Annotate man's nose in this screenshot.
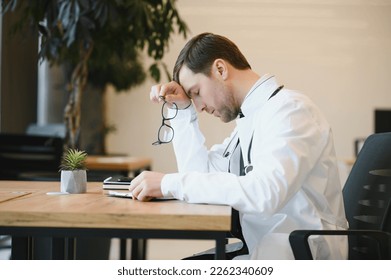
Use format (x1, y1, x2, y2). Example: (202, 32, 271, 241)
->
(192, 98, 205, 113)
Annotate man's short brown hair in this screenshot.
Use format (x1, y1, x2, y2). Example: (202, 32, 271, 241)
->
(173, 33, 251, 84)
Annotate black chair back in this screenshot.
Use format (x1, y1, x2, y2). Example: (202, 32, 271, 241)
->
(342, 132, 391, 259)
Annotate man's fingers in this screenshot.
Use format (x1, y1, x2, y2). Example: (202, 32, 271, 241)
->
(131, 182, 153, 201)
(150, 84, 163, 103)
(137, 189, 154, 202)
(127, 171, 164, 201)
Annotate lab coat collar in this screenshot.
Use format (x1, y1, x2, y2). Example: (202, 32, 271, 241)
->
(239, 74, 281, 119)
(236, 75, 282, 161)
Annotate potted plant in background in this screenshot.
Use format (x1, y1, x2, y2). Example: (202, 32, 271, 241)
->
(1, 0, 188, 153)
(60, 148, 88, 194)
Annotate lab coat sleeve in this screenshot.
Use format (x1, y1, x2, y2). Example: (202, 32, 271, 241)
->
(168, 105, 234, 173)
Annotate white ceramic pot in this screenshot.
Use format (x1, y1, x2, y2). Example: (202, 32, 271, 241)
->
(60, 170, 87, 194)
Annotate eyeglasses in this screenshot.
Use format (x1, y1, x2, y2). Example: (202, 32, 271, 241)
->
(152, 101, 178, 145)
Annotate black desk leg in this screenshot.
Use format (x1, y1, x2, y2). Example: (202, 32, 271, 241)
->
(120, 238, 147, 260)
(51, 237, 65, 260)
(66, 238, 76, 260)
(131, 239, 147, 260)
(11, 236, 31, 260)
(120, 238, 127, 259)
(215, 236, 226, 260)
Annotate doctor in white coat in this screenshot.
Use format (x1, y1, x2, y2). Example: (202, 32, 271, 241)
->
(129, 32, 348, 260)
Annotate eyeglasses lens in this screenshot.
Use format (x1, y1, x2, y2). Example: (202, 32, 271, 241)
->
(162, 102, 178, 120)
(158, 125, 174, 143)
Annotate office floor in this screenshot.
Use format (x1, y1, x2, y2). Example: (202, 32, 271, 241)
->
(0, 236, 11, 260)
(0, 238, 215, 260)
(110, 239, 215, 260)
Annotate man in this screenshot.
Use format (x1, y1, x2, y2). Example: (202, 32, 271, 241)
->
(129, 32, 348, 259)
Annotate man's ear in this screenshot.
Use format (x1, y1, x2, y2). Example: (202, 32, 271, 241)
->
(213, 59, 228, 80)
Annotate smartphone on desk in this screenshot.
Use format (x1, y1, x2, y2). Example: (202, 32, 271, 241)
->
(103, 175, 133, 190)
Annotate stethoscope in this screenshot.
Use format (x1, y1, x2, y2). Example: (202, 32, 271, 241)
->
(223, 85, 284, 175)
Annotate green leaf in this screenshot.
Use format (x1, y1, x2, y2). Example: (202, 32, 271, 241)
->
(60, 148, 88, 171)
(149, 63, 160, 82)
(3, 0, 189, 96)
(1, 0, 18, 14)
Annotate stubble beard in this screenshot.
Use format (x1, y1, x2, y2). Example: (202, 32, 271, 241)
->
(216, 85, 241, 123)
(218, 96, 240, 123)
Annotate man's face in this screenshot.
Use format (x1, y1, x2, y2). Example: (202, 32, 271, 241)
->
(178, 65, 239, 123)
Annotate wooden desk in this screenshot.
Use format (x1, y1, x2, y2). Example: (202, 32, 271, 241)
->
(85, 155, 152, 259)
(0, 181, 231, 260)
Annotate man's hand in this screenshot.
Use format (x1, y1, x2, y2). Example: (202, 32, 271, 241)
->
(150, 81, 191, 109)
(128, 171, 165, 201)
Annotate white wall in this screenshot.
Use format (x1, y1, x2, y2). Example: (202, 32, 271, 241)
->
(105, 0, 391, 174)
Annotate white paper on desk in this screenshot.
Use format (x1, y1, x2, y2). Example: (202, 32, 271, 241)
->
(107, 190, 133, 198)
(107, 190, 175, 201)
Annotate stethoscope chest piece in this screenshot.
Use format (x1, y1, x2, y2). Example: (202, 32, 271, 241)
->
(244, 165, 253, 174)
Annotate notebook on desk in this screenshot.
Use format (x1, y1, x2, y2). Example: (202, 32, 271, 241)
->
(102, 175, 132, 190)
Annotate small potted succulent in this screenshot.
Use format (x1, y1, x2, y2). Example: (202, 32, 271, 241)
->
(60, 148, 88, 194)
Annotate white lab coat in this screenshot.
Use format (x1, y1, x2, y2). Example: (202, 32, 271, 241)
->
(161, 75, 348, 259)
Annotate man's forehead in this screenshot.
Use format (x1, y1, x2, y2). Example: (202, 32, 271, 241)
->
(178, 65, 197, 92)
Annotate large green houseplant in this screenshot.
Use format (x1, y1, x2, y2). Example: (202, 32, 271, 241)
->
(1, 0, 188, 151)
